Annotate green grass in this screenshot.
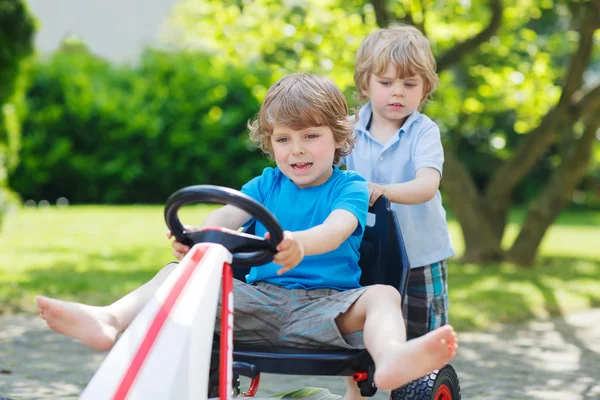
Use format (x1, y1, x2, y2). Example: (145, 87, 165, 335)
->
(0, 204, 215, 313)
(1, 204, 599, 331)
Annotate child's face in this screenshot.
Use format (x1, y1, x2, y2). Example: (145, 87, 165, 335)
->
(362, 64, 425, 129)
(270, 125, 341, 189)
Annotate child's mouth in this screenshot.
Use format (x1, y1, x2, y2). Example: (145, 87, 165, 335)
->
(291, 162, 313, 170)
(389, 102, 404, 107)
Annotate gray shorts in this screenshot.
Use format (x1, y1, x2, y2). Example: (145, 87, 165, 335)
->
(214, 280, 368, 350)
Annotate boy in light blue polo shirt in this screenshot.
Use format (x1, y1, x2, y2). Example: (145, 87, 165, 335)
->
(344, 25, 455, 397)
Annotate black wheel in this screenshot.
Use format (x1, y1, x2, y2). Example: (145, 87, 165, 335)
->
(390, 364, 461, 400)
(164, 185, 284, 267)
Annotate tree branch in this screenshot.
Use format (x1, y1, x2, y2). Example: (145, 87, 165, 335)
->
(370, 0, 392, 27)
(436, 0, 503, 72)
(484, 1, 599, 204)
(572, 83, 600, 121)
(560, 2, 600, 103)
(442, 148, 504, 261)
(507, 107, 600, 265)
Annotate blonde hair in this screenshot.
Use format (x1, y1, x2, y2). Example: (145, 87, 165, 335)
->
(248, 73, 355, 164)
(354, 24, 439, 105)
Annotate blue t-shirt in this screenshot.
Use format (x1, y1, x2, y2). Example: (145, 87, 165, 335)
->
(344, 102, 455, 268)
(241, 166, 368, 290)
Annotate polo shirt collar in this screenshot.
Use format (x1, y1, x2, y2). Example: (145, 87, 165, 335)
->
(355, 102, 421, 136)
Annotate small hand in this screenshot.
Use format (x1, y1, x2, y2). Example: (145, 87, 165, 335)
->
(166, 225, 200, 260)
(266, 231, 305, 275)
(367, 182, 386, 206)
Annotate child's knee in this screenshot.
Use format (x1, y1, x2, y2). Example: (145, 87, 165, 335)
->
(364, 284, 402, 307)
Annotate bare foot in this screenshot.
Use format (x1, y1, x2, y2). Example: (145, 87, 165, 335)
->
(373, 325, 458, 390)
(36, 295, 120, 351)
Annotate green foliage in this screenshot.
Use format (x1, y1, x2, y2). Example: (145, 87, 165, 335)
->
(161, 0, 379, 103)
(162, 0, 600, 204)
(0, 0, 35, 101)
(9, 0, 600, 206)
(11, 46, 273, 204)
(0, 0, 35, 224)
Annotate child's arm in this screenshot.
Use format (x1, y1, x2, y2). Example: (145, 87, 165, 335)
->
(169, 205, 252, 259)
(370, 121, 444, 206)
(199, 205, 252, 230)
(272, 209, 359, 275)
(368, 167, 440, 206)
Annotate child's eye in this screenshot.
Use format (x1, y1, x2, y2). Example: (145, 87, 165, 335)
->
(306, 134, 318, 139)
(379, 81, 391, 86)
(276, 137, 288, 143)
(405, 83, 416, 88)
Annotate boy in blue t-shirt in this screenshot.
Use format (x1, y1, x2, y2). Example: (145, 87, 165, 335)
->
(36, 73, 457, 391)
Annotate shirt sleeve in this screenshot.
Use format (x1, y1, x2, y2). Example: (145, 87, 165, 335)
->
(240, 175, 263, 204)
(331, 172, 369, 237)
(240, 167, 277, 230)
(413, 123, 444, 177)
(240, 167, 278, 203)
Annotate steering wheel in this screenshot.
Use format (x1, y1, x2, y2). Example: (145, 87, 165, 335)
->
(164, 185, 284, 267)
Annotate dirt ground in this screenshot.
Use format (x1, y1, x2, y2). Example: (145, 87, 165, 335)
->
(1, 309, 600, 399)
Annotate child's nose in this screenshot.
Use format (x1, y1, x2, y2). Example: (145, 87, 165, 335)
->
(392, 84, 404, 97)
(292, 143, 306, 155)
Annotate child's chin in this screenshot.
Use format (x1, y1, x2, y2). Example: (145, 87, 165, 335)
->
(292, 177, 315, 188)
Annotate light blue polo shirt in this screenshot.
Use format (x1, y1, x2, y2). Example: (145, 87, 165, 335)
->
(343, 102, 455, 268)
(241, 166, 369, 290)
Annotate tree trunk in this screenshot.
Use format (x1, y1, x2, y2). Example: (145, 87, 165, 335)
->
(443, 149, 503, 262)
(436, 0, 503, 73)
(481, 2, 599, 265)
(480, 195, 510, 243)
(370, 0, 392, 28)
(507, 113, 600, 265)
(483, 1, 598, 206)
(370, 0, 599, 265)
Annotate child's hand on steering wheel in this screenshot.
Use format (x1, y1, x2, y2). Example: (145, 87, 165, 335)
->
(266, 231, 305, 275)
(167, 225, 200, 260)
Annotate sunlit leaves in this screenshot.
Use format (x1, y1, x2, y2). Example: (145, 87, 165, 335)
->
(158, 0, 598, 194)
(162, 0, 379, 104)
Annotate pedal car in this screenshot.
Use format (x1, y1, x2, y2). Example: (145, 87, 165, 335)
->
(167, 185, 461, 400)
(81, 185, 460, 400)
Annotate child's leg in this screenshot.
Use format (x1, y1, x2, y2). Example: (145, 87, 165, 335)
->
(404, 261, 449, 340)
(36, 262, 178, 351)
(343, 376, 366, 400)
(336, 284, 457, 391)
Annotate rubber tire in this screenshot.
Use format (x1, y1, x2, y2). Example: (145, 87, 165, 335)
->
(390, 364, 461, 400)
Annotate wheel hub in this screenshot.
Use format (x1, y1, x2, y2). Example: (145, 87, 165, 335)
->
(434, 383, 453, 400)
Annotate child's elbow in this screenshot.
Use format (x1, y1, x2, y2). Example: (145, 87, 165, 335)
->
(422, 184, 439, 202)
(423, 193, 436, 203)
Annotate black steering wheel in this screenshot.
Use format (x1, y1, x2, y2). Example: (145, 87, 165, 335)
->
(164, 185, 284, 267)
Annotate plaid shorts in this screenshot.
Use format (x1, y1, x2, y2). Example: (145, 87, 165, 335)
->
(214, 280, 369, 350)
(403, 260, 449, 340)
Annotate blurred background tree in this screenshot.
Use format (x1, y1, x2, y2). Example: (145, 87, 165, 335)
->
(11, 44, 269, 203)
(160, 0, 600, 265)
(8, 0, 600, 266)
(0, 0, 35, 228)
